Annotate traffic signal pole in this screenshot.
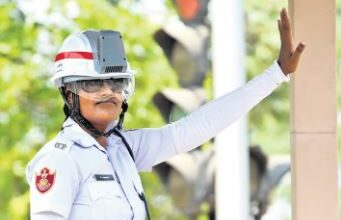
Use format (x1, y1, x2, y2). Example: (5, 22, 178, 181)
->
(289, 0, 338, 219)
(211, 0, 249, 219)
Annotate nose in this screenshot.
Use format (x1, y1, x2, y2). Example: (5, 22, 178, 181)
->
(98, 82, 114, 95)
(98, 82, 124, 98)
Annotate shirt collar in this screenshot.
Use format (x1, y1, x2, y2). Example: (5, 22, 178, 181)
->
(61, 117, 102, 148)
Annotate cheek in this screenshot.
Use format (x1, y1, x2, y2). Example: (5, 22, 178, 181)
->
(78, 97, 96, 117)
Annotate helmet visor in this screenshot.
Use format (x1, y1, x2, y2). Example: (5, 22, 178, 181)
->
(67, 77, 134, 100)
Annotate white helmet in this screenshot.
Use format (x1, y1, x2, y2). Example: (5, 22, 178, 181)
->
(55, 30, 134, 136)
(51, 30, 136, 96)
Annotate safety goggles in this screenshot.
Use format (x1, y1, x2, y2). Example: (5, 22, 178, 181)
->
(67, 77, 135, 100)
(79, 78, 128, 93)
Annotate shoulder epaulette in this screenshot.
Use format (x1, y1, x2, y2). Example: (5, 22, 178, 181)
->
(46, 133, 74, 153)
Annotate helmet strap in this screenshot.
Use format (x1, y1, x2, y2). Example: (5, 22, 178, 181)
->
(118, 101, 128, 130)
(99, 100, 128, 137)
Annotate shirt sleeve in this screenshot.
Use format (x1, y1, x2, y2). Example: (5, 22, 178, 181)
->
(26, 149, 80, 218)
(125, 62, 289, 171)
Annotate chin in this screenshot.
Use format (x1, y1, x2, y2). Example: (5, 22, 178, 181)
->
(96, 113, 119, 123)
(87, 116, 117, 131)
(83, 110, 117, 122)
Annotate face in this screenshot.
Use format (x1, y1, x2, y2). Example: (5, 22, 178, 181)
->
(68, 80, 125, 131)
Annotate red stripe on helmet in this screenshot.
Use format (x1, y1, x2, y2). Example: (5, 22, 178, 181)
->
(55, 52, 93, 62)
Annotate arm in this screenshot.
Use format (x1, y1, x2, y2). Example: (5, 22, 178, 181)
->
(126, 8, 305, 172)
(127, 62, 288, 171)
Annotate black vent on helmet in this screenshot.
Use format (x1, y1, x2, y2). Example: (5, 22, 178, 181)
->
(96, 39, 100, 60)
(105, 66, 123, 73)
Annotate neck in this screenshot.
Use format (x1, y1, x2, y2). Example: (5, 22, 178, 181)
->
(96, 136, 107, 148)
(72, 116, 116, 148)
(77, 122, 108, 147)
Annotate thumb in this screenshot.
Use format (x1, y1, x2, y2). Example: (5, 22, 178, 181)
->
(291, 42, 306, 62)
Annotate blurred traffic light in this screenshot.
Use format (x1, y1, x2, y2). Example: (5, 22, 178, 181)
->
(154, 0, 210, 88)
(154, 24, 209, 88)
(151, 1, 212, 218)
(154, 149, 215, 219)
(153, 87, 206, 122)
(152, 1, 290, 219)
(153, 0, 210, 122)
(153, 146, 290, 220)
(153, 1, 291, 219)
(173, 0, 210, 26)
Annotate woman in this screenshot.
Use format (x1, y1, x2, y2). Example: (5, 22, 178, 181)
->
(26, 8, 305, 220)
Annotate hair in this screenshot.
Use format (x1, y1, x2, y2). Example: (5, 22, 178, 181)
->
(63, 103, 71, 119)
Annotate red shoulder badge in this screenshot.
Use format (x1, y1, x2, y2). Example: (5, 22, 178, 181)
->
(35, 167, 56, 193)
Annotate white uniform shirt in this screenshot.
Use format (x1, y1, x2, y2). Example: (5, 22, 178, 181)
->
(26, 62, 289, 220)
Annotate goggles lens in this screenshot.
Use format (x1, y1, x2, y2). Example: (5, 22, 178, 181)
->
(68, 78, 134, 99)
(79, 79, 127, 93)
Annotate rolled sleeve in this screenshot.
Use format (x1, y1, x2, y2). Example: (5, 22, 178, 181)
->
(124, 61, 289, 172)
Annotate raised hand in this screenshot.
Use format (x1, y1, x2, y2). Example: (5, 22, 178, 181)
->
(277, 8, 306, 75)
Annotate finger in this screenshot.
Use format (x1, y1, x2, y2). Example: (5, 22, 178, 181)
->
(290, 42, 306, 65)
(278, 15, 291, 61)
(277, 19, 281, 32)
(280, 8, 291, 31)
(280, 9, 294, 50)
(294, 42, 306, 55)
(277, 19, 283, 41)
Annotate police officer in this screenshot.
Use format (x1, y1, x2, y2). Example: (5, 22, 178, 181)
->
(26, 8, 305, 220)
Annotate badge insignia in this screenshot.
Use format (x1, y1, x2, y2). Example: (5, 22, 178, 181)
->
(35, 167, 56, 193)
(55, 142, 67, 150)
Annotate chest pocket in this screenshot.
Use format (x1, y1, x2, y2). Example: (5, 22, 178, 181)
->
(88, 181, 132, 220)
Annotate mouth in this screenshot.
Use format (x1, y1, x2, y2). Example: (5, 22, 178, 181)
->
(95, 97, 119, 106)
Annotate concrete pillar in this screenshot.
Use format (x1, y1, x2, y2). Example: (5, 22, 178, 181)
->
(289, 0, 338, 219)
(211, 0, 249, 219)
